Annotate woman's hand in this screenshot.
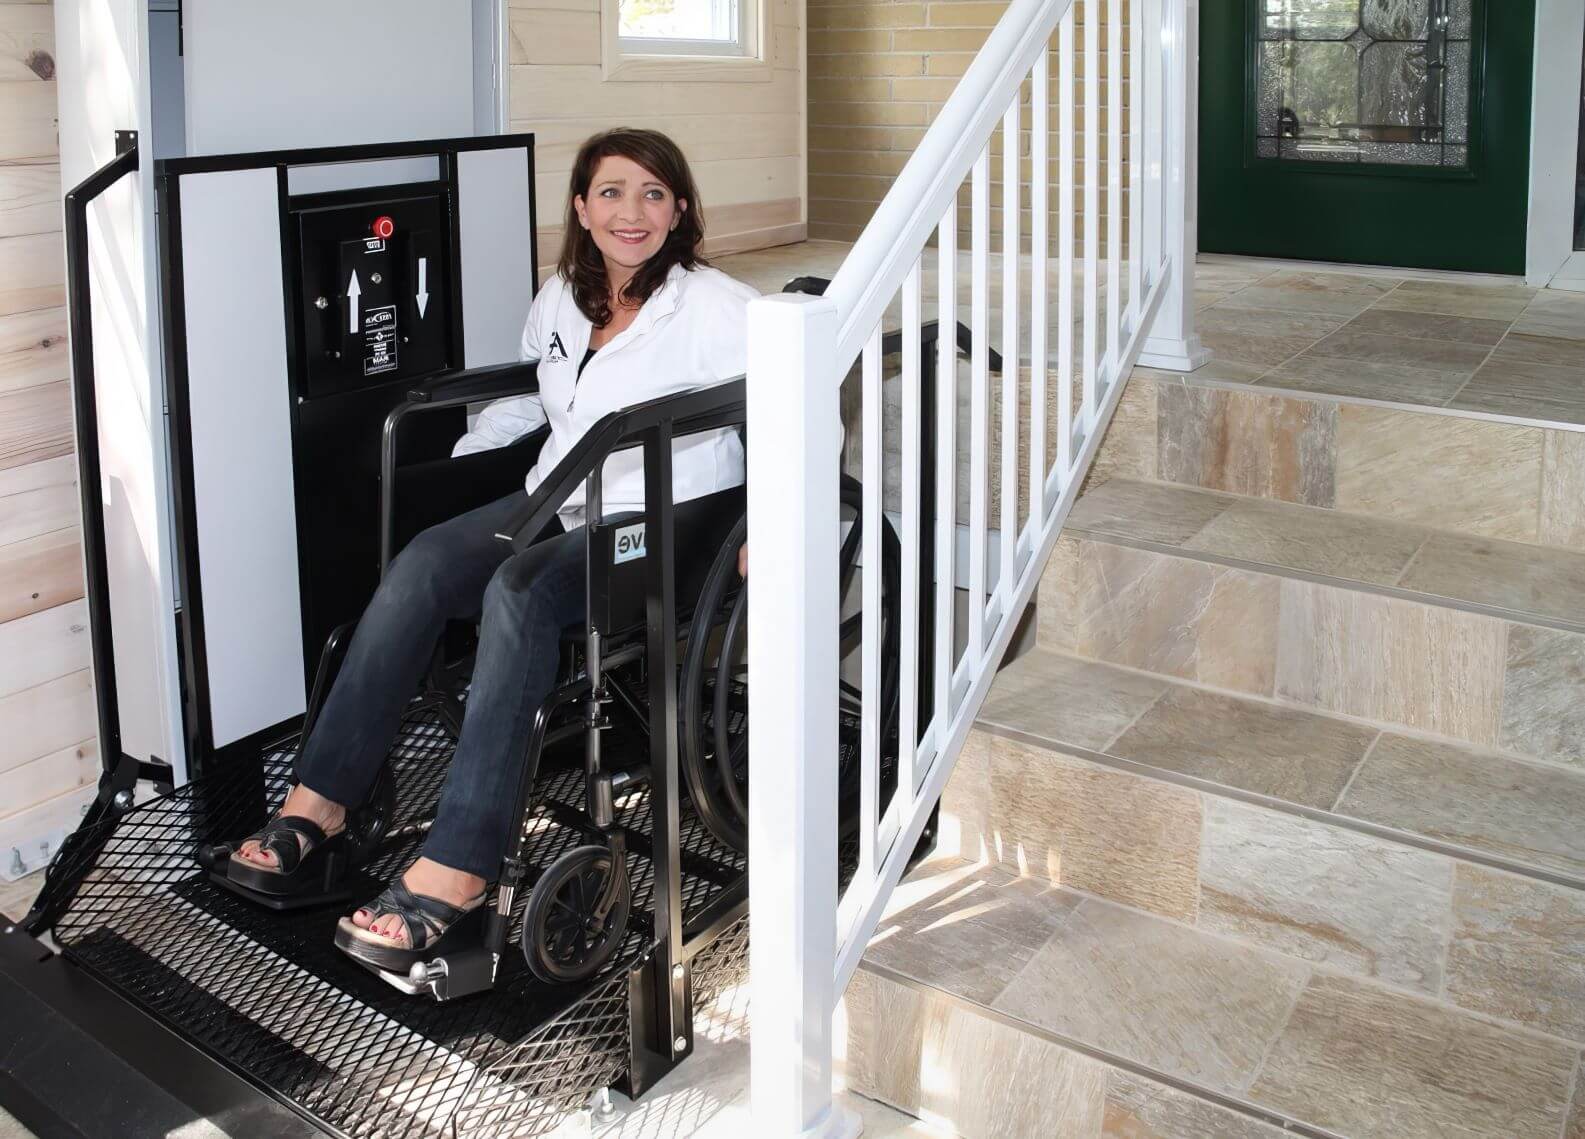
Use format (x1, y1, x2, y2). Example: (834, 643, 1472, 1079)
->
(737, 543, 747, 579)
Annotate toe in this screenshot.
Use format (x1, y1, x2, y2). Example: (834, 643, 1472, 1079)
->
(351, 906, 374, 929)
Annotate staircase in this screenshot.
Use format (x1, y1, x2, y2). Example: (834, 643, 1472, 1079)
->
(840, 270, 1585, 1138)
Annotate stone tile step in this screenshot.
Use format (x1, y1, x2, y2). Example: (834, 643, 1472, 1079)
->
(1040, 487, 1585, 767)
(1069, 477, 1585, 632)
(1094, 369, 1585, 554)
(845, 858, 1585, 1139)
(947, 649, 1585, 1039)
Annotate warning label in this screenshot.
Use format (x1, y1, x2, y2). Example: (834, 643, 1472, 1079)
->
(363, 304, 399, 376)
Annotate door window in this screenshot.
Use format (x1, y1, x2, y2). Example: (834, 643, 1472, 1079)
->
(1255, 0, 1474, 167)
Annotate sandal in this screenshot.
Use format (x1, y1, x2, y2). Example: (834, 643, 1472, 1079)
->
(213, 816, 349, 897)
(333, 881, 486, 973)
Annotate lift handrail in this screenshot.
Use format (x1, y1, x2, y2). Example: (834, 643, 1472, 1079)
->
(62, 134, 165, 789)
(492, 379, 746, 554)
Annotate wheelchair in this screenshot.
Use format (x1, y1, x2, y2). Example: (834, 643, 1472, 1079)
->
(195, 354, 905, 1000)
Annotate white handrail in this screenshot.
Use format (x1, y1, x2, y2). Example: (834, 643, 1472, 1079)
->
(821, 0, 1076, 373)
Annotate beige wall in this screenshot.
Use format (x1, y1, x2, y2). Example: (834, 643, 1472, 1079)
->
(0, 1, 97, 849)
(808, 0, 1126, 245)
(506, 0, 808, 272)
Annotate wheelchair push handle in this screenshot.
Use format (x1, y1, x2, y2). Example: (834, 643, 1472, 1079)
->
(781, 275, 1004, 374)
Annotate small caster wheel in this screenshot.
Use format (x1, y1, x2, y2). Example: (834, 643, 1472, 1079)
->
(344, 768, 397, 864)
(522, 845, 631, 983)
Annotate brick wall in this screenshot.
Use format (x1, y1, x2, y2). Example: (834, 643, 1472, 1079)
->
(808, 0, 1127, 247)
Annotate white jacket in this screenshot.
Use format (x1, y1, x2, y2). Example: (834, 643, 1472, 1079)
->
(453, 262, 756, 529)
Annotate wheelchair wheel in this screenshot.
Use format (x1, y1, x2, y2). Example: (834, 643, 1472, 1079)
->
(680, 478, 901, 854)
(521, 845, 631, 984)
(343, 767, 398, 865)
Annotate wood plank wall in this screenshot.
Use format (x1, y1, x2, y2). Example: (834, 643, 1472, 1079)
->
(0, 0, 97, 860)
(506, 0, 808, 272)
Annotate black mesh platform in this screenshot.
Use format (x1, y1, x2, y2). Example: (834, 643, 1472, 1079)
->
(42, 699, 749, 1139)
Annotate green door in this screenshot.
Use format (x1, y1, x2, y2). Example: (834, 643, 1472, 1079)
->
(1199, 0, 1536, 275)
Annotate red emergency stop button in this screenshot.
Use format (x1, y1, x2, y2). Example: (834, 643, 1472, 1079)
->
(371, 215, 395, 240)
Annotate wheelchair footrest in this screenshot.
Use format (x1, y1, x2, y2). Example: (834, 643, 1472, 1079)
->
(204, 865, 384, 912)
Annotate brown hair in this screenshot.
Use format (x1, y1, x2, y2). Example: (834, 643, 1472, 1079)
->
(558, 128, 708, 328)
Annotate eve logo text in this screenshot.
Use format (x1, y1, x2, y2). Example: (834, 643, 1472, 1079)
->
(613, 522, 646, 564)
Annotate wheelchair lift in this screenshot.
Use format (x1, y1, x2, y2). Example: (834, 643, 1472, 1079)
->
(2, 5, 770, 1133)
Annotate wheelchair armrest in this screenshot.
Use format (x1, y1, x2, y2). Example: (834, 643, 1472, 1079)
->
(781, 276, 1003, 374)
(380, 362, 542, 572)
(402, 361, 541, 410)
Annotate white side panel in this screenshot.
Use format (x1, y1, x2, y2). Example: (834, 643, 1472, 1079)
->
(54, 0, 186, 781)
(457, 146, 536, 367)
(182, 0, 476, 156)
(178, 170, 307, 748)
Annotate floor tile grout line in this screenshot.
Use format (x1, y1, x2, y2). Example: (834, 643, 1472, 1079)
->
(1390, 533, 1434, 588)
(1098, 682, 1171, 756)
(1329, 730, 1384, 814)
(1242, 965, 1313, 1102)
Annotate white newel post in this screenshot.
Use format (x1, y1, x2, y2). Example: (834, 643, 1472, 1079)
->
(1138, 0, 1211, 372)
(746, 294, 862, 1139)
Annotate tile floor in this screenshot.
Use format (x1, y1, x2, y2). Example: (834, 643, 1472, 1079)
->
(717, 243, 1585, 427)
(867, 858, 1582, 1139)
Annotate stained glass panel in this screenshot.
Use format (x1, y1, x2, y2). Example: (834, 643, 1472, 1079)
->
(1254, 0, 1474, 167)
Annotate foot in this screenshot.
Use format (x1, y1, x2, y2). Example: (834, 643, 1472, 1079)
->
(235, 785, 346, 869)
(351, 858, 486, 947)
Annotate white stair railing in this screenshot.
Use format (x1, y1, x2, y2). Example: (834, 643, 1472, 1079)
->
(745, 0, 1205, 1133)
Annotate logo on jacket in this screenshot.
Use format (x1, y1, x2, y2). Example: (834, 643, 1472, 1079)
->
(546, 331, 568, 363)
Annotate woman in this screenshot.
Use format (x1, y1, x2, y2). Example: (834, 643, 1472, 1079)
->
(222, 128, 756, 971)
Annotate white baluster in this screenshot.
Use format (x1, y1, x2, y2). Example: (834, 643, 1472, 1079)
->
(969, 148, 990, 665)
(1107, 0, 1123, 387)
(934, 204, 958, 736)
(1030, 49, 1049, 527)
(1000, 93, 1022, 600)
(1082, 0, 1100, 436)
(858, 325, 882, 889)
(900, 259, 923, 798)
(1058, 8, 1076, 487)
(1129, 0, 1144, 324)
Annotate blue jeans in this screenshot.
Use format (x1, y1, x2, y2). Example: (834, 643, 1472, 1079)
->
(295, 489, 609, 879)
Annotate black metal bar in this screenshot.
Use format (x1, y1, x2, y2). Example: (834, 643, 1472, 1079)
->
(154, 132, 539, 179)
(64, 137, 140, 778)
(680, 881, 748, 960)
(641, 418, 691, 1060)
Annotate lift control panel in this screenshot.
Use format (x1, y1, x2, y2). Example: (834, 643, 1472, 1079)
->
(292, 185, 453, 398)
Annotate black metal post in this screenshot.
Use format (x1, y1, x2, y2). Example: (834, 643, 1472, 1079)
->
(64, 135, 140, 780)
(639, 419, 691, 1069)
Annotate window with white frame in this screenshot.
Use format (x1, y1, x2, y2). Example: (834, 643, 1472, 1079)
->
(618, 0, 751, 57)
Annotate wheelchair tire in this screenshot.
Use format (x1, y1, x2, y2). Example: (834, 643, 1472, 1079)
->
(521, 845, 631, 984)
(343, 767, 398, 866)
(679, 478, 902, 855)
